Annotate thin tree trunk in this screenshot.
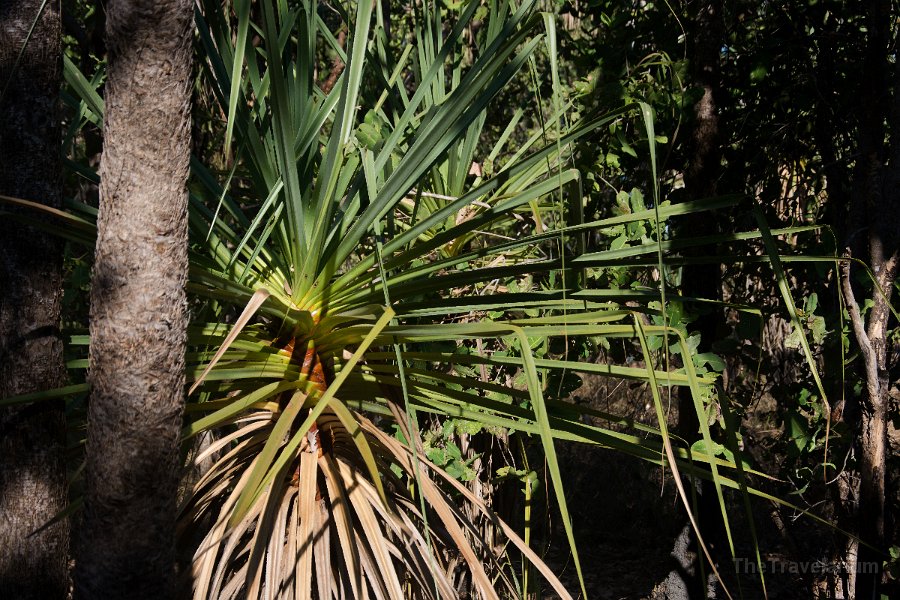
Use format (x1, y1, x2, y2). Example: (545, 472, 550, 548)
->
(0, 1, 70, 597)
(665, 1, 726, 597)
(74, 0, 193, 598)
(839, 2, 896, 598)
(678, 0, 725, 434)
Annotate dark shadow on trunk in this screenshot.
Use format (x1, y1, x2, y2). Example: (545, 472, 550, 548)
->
(668, 1, 728, 597)
(0, 2, 70, 597)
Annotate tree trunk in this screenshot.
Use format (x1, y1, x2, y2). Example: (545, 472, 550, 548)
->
(666, 1, 726, 597)
(0, 1, 70, 597)
(840, 2, 897, 598)
(678, 0, 725, 434)
(74, 0, 193, 598)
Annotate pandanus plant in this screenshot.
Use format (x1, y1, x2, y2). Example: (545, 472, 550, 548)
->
(176, 1, 595, 595)
(0, 0, 838, 598)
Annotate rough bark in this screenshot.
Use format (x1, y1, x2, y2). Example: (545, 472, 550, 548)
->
(683, 0, 724, 203)
(74, 0, 193, 598)
(0, 1, 70, 597)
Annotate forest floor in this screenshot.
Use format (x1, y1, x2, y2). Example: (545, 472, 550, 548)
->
(534, 371, 886, 599)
